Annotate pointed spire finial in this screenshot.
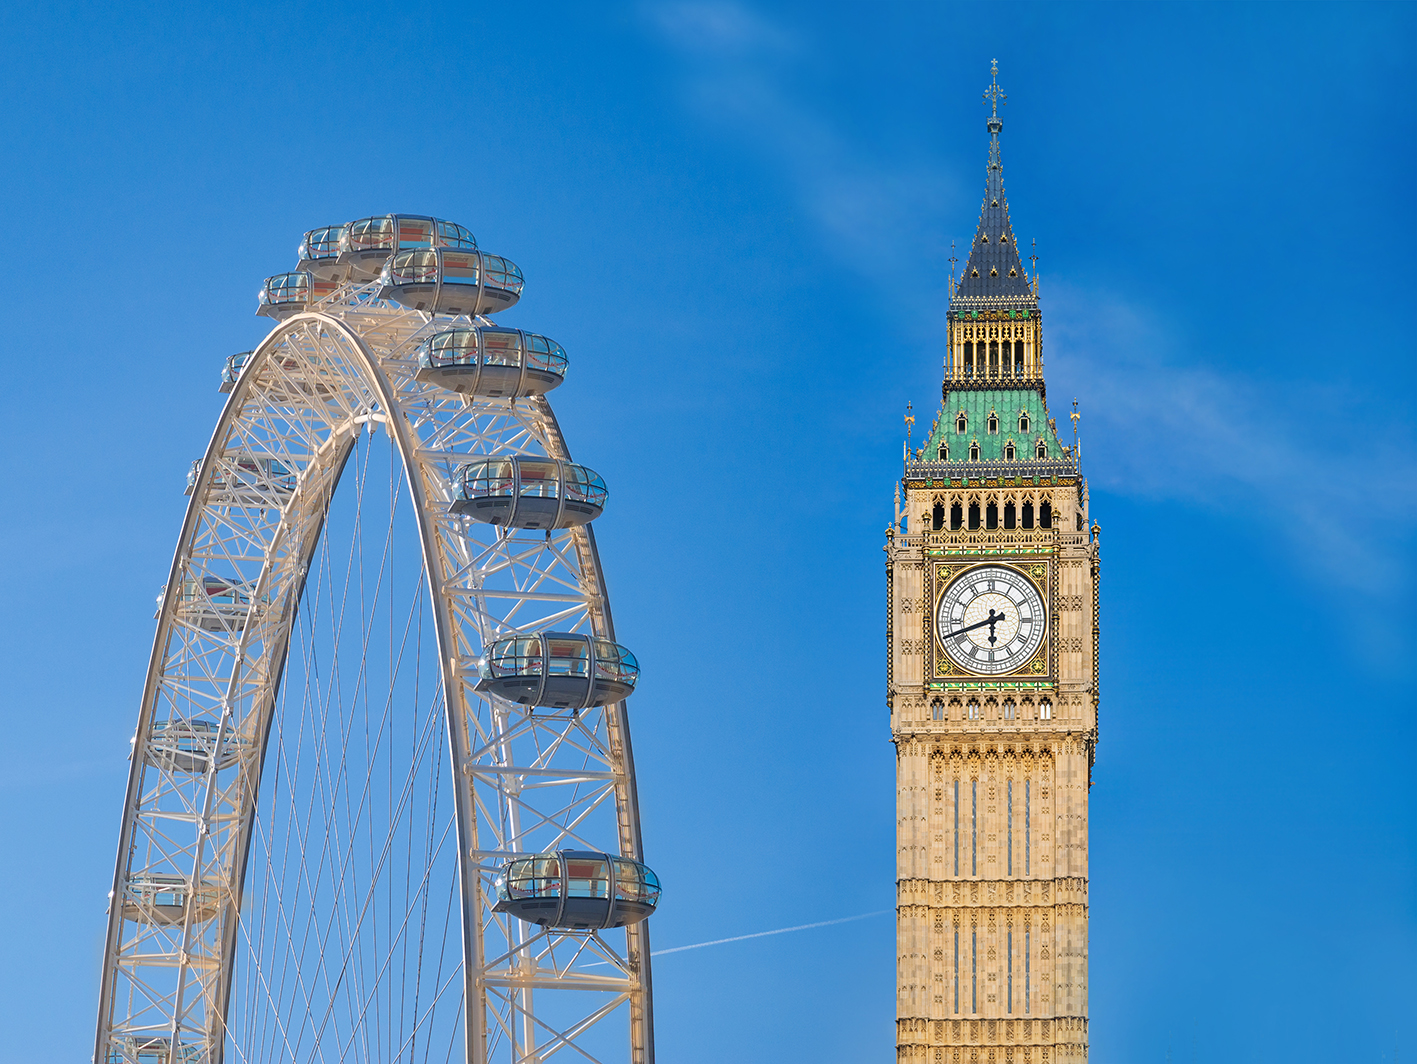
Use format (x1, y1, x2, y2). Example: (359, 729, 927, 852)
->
(983, 59, 1006, 136)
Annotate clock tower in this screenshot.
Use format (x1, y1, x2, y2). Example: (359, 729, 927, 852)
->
(888, 63, 1099, 1064)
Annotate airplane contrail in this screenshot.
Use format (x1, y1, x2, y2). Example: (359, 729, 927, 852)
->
(650, 909, 892, 958)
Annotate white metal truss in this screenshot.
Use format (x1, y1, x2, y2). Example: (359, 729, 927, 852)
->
(95, 281, 654, 1064)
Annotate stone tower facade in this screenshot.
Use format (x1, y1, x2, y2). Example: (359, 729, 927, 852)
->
(889, 66, 1099, 1064)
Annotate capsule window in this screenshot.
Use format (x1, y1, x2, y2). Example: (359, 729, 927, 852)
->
(481, 329, 522, 366)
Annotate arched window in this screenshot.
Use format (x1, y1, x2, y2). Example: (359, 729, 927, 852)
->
(1035, 440, 1047, 459)
(938, 443, 949, 461)
(986, 502, 998, 529)
(1004, 442, 1015, 461)
(950, 502, 963, 530)
(1039, 699, 1053, 720)
(1076, 512, 1084, 532)
(1040, 500, 1052, 529)
(932, 502, 944, 530)
(988, 413, 999, 434)
(1013, 342, 1025, 376)
(963, 343, 974, 378)
(1022, 501, 1034, 529)
(1003, 501, 1016, 529)
(967, 700, 980, 721)
(1019, 412, 1030, 433)
(968, 501, 981, 530)
(932, 701, 945, 721)
(1003, 699, 1016, 720)
(989, 341, 999, 376)
(957, 413, 968, 434)
(969, 442, 980, 461)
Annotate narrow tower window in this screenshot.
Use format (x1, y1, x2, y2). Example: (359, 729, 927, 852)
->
(1003, 501, 1016, 528)
(957, 413, 968, 434)
(1040, 699, 1052, 720)
(1007, 778, 1014, 875)
(932, 502, 944, 530)
(1035, 440, 1048, 459)
(931, 701, 944, 721)
(986, 502, 998, 529)
(1004, 442, 1015, 461)
(1077, 512, 1085, 532)
(954, 929, 960, 1013)
(967, 700, 979, 721)
(968, 501, 980, 529)
(989, 341, 999, 376)
(1014, 341, 1025, 376)
(964, 342, 974, 378)
(969, 442, 980, 461)
(1019, 412, 1030, 433)
(1022, 501, 1034, 529)
(1004, 698, 1015, 720)
(971, 930, 978, 1013)
(938, 443, 948, 461)
(988, 413, 999, 434)
(1025, 778, 1031, 876)
(1007, 930, 1014, 1013)
(971, 779, 977, 876)
(1040, 500, 1052, 528)
(1025, 930, 1031, 1013)
(954, 780, 960, 876)
(950, 502, 963, 530)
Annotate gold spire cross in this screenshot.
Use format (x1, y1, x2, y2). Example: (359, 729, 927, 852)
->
(983, 59, 1006, 117)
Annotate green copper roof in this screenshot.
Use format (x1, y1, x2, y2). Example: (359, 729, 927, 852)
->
(920, 389, 1063, 463)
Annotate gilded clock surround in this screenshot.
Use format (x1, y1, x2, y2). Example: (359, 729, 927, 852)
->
(887, 63, 1100, 1064)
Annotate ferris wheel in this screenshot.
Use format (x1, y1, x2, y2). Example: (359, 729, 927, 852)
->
(94, 216, 658, 1064)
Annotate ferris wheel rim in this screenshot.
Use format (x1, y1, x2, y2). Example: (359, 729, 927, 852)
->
(95, 299, 655, 1064)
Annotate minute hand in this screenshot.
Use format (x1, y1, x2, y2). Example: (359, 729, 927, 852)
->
(941, 610, 1007, 640)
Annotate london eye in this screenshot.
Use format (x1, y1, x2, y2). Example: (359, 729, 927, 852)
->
(94, 215, 658, 1064)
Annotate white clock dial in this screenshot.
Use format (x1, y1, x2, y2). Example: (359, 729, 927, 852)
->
(936, 566, 1047, 675)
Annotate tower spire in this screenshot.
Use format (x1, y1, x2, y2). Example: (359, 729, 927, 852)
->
(953, 60, 1031, 301)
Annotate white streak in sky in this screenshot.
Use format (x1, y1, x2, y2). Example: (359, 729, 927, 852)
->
(651, 909, 891, 957)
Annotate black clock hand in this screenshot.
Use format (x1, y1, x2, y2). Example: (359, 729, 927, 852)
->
(942, 608, 1008, 642)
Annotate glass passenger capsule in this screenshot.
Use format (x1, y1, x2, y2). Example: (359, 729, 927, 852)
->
(175, 576, 261, 633)
(338, 214, 477, 280)
(186, 454, 297, 504)
(450, 457, 606, 529)
(296, 224, 348, 280)
(492, 850, 660, 930)
(414, 327, 567, 398)
(256, 271, 339, 319)
(218, 351, 252, 393)
(105, 1036, 203, 1064)
(144, 719, 248, 773)
(121, 874, 219, 927)
(477, 631, 639, 709)
(378, 248, 523, 316)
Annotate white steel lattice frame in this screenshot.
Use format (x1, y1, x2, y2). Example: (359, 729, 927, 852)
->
(95, 282, 654, 1064)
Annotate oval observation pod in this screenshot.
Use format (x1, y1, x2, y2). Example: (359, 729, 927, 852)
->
(256, 271, 338, 320)
(121, 873, 219, 927)
(145, 719, 248, 773)
(338, 214, 477, 280)
(477, 631, 639, 709)
(175, 576, 260, 633)
(414, 327, 567, 398)
(378, 248, 523, 316)
(450, 456, 606, 529)
(105, 1035, 204, 1064)
(296, 224, 349, 280)
(218, 351, 252, 393)
(493, 850, 660, 930)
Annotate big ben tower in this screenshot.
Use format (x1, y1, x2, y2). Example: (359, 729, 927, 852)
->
(889, 62, 1099, 1064)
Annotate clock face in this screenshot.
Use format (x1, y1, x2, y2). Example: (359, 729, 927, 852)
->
(936, 566, 1047, 675)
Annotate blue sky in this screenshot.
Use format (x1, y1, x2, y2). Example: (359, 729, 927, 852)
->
(0, 2, 1414, 1062)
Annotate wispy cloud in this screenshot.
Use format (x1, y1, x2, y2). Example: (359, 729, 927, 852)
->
(644, 2, 1416, 589)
